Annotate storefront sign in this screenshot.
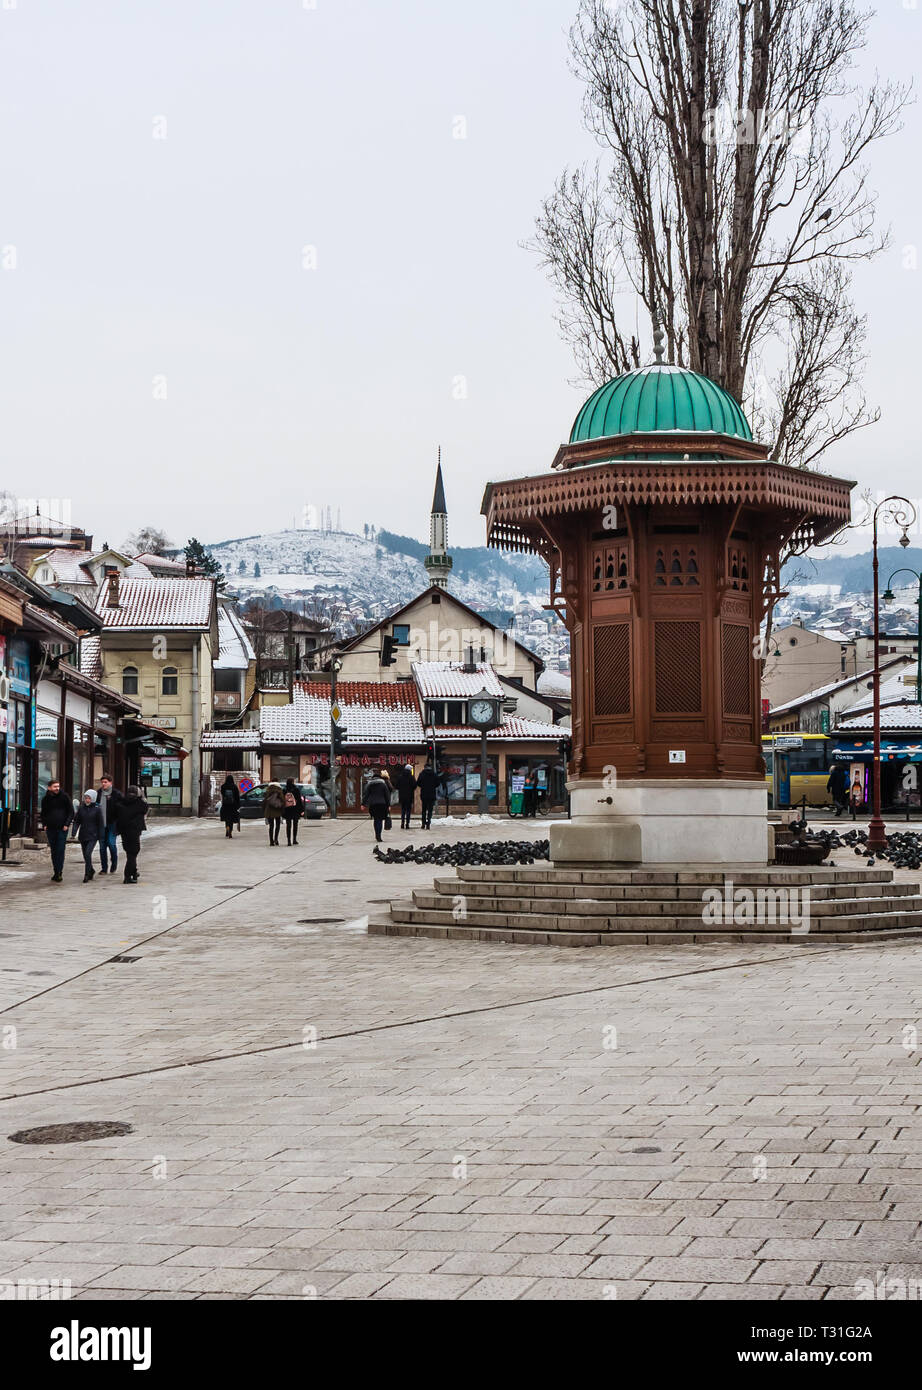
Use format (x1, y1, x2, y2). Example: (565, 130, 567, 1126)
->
(146, 717, 177, 729)
(302, 750, 414, 767)
(9, 639, 31, 699)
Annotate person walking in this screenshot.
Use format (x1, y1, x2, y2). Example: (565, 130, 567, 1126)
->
(364, 768, 391, 843)
(219, 775, 240, 839)
(264, 781, 285, 845)
(522, 769, 539, 818)
(97, 774, 123, 873)
(396, 763, 417, 830)
(283, 778, 304, 845)
(70, 789, 105, 882)
(115, 784, 147, 883)
(826, 763, 848, 818)
(417, 762, 440, 831)
(39, 778, 73, 883)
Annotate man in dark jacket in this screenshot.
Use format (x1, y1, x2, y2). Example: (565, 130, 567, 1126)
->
(71, 789, 105, 882)
(396, 764, 417, 830)
(364, 769, 391, 842)
(115, 785, 147, 883)
(97, 775, 124, 872)
(417, 763, 440, 831)
(826, 763, 848, 817)
(39, 779, 73, 882)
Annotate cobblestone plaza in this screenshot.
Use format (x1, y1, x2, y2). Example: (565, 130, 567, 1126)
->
(2, 818, 921, 1302)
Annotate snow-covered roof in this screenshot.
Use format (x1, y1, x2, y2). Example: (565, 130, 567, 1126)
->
(537, 670, 571, 698)
(429, 718, 562, 741)
(215, 604, 256, 668)
(837, 703, 922, 733)
(839, 666, 919, 716)
(133, 552, 187, 573)
(31, 548, 154, 584)
(261, 681, 425, 746)
(95, 577, 215, 629)
(412, 661, 504, 699)
(200, 728, 260, 750)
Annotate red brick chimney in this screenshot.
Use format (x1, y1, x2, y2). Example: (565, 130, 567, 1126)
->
(105, 565, 120, 608)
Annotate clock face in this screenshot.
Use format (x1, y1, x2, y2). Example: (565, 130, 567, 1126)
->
(469, 699, 494, 725)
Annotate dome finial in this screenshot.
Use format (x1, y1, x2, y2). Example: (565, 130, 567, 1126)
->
(652, 314, 665, 365)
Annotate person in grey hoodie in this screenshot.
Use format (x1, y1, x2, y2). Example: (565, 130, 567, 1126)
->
(70, 789, 105, 882)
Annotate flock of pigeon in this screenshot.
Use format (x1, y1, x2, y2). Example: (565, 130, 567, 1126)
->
(373, 839, 551, 867)
(804, 823, 922, 871)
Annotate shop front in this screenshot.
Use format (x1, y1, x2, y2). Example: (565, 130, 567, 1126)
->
(4, 636, 35, 836)
(122, 718, 186, 811)
(295, 749, 420, 811)
(832, 737, 922, 812)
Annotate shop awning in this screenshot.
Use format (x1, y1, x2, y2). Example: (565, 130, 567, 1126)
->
(832, 740, 922, 762)
(121, 718, 188, 756)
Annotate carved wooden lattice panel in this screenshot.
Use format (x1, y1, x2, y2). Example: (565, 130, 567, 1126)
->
(654, 621, 701, 713)
(591, 544, 631, 592)
(721, 623, 752, 715)
(727, 545, 750, 591)
(593, 623, 631, 715)
(653, 543, 700, 587)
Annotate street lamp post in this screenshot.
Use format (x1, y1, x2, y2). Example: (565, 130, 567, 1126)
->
(329, 657, 342, 820)
(882, 568, 922, 704)
(868, 497, 918, 851)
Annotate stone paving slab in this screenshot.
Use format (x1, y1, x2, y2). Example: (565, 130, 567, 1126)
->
(2, 817, 922, 1299)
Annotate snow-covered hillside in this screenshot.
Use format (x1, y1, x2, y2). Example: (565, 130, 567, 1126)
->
(208, 528, 427, 619)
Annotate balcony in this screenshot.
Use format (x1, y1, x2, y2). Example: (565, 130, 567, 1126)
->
(214, 691, 241, 712)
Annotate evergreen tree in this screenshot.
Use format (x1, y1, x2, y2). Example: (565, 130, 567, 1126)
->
(237, 559, 246, 574)
(184, 537, 226, 591)
(254, 561, 261, 578)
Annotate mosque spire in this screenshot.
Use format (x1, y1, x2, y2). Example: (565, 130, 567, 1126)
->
(424, 446, 453, 590)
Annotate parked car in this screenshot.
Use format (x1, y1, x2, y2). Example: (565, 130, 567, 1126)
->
(228, 783, 329, 820)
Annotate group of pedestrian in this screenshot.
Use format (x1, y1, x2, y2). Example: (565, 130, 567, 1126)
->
(263, 778, 305, 846)
(366, 762, 442, 842)
(39, 776, 148, 884)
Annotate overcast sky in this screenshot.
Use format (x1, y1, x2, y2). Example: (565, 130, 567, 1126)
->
(1, 0, 919, 554)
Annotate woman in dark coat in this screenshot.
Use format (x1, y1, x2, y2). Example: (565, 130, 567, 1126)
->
(264, 781, 285, 846)
(114, 785, 147, 884)
(364, 769, 391, 843)
(219, 775, 240, 838)
(71, 789, 105, 882)
(283, 778, 304, 845)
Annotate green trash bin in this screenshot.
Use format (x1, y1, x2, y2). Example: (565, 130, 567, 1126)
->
(509, 790, 524, 815)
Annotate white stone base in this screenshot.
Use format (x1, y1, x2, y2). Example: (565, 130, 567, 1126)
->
(551, 779, 769, 866)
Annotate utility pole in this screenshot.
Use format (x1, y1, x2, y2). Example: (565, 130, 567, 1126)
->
(329, 658, 342, 819)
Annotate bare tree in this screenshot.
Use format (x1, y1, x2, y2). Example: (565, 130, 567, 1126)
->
(532, 0, 905, 467)
(123, 525, 172, 556)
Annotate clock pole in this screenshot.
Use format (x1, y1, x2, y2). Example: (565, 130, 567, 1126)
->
(478, 728, 489, 815)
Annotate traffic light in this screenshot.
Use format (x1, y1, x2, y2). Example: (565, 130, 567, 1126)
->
(558, 736, 572, 764)
(381, 635, 397, 666)
(332, 724, 348, 755)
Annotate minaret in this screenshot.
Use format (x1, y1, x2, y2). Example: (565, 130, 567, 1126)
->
(424, 448, 453, 589)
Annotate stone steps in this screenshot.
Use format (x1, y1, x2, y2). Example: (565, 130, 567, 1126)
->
(368, 917, 922, 947)
(431, 875, 917, 901)
(412, 889, 922, 919)
(388, 902, 922, 934)
(370, 863, 922, 948)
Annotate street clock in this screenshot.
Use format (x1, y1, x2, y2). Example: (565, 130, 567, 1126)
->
(467, 690, 502, 730)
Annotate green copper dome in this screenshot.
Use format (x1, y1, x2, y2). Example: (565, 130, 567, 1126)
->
(570, 364, 751, 444)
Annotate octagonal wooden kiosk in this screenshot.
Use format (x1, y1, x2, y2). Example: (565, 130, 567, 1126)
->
(482, 367, 853, 865)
